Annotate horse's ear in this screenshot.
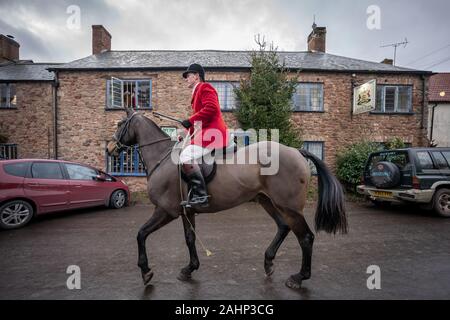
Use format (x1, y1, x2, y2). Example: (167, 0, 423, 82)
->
(125, 106, 134, 117)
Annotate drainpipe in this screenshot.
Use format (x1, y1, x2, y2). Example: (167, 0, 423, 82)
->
(52, 72, 59, 159)
(429, 103, 438, 145)
(420, 74, 427, 130)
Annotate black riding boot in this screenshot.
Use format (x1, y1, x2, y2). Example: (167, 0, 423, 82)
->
(182, 163, 209, 207)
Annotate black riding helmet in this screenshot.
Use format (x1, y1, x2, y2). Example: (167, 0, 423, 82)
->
(182, 63, 205, 82)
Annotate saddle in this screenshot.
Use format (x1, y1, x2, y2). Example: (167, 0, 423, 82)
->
(180, 142, 238, 185)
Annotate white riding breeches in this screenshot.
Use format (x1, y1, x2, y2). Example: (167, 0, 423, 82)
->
(179, 144, 213, 164)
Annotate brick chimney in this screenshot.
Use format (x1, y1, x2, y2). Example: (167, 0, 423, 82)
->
(0, 34, 20, 63)
(380, 58, 393, 65)
(92, 25, 111, 55)
(307, 25, 326, 53)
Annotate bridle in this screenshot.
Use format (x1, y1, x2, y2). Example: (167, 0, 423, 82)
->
(111, 112, 172, 177)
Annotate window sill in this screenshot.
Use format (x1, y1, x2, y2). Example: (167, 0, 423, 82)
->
(292, 110, 325, 113)
(110, 173, 147, 177)
(105, 107, 153, 112)
(0, 107, 18, 110)
(369, 112, 415, 115)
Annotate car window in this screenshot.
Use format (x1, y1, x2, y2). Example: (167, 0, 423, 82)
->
(431, 152, 449, 169)
(416, 152, 434, 170)
(3, 162, 30, 177)
(65, 163, 98, 180)
(367, 151, 410, 171)
(31, 162, 64, 179)
(442, 152, 450, 168)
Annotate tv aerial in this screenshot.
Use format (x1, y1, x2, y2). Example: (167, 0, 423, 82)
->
(380, 38, 408, 66)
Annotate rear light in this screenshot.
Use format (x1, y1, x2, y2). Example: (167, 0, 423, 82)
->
(412, 176, 420, 189)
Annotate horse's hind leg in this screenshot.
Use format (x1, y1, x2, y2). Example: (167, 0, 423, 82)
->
(279, 208, 314, 289)
(137, 206, 175, 285)
(258, 195, 290, 277)
(177, 212, 200, 281)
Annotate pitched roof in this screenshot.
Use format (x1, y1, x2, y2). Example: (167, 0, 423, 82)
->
(429, 73, 450, 102)
(0, 63, 61, 81)
(48, 50, 430, 74)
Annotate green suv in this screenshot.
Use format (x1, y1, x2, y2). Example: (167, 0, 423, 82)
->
(357, 148, 450, 217)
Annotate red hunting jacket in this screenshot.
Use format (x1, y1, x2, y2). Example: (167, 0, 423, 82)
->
(188, 82, 229, 149)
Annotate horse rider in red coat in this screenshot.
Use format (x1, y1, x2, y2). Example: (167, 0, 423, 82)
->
(180, 63, 229, 207)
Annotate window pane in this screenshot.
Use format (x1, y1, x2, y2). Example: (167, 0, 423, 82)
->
(0, 84, 7, 108)
(302, 142, 323, 174)
(397, 86, 412, 112)
(416, 152, 434, 170)
(107, 145, 146, 176)
(293, 83, 323, 111)
(375, 86, 383, 111)
(384, 87, 396, 112)
(65, 164, 98, 180)
(123, 81, 136, 108)
(210, 82, 238, 110)
(9, 84, 16, 107)
(31, 162, 64, 179)
(136, 80, 151, 108)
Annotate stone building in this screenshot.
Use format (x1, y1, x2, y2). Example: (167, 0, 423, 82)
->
(1, 25, 432, 191)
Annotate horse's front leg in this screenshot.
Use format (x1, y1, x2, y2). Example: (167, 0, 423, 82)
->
(177, 211, 200, 281)
(137, 206, 175, 285)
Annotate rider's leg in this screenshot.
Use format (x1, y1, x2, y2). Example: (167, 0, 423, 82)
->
(180, 145, 209, 206)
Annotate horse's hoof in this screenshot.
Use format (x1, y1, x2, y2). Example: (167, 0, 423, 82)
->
(285, 276, 302, 289)
(142, 271, 154, 285)
(177, 271, 192, 282)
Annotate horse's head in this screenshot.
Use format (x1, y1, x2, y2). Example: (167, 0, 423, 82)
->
(107, 107, 139, 157)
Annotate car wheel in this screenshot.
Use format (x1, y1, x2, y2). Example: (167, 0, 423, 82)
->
(433, 188, 450, 218)
(0, 200, 34, 230)
(110, 190, 127, 209)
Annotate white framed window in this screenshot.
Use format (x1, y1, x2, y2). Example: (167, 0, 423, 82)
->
(301, 141, 324, 175)
(209, 81, 239, 111)
(106, 79, 152, 109)
(0, 83, 17, 108)
(374, 85, 412, 113)
(292, 83, 323, 112)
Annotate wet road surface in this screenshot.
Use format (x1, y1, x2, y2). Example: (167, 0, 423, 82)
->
(0, 201, 449, 299)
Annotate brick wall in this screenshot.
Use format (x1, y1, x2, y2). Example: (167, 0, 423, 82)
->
(0, 82, 54, 158)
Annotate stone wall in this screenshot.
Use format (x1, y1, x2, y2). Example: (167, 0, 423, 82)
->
(0, 82, 54, 158)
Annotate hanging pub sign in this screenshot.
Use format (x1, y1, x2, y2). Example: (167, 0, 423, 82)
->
(353, 79, 376, 114)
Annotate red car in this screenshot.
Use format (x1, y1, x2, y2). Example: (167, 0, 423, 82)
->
(0, 159, 131, 230)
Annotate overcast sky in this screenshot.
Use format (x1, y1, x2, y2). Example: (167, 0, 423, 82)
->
(1, 0, 449, 71)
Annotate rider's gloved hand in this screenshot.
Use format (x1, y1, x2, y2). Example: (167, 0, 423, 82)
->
(181, 119, 192, 129)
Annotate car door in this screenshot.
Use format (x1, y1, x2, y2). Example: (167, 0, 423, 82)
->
(64, 163, 106, 209)
(24, 162, 70, 213)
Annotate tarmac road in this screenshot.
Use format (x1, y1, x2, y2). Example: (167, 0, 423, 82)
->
(0, 200, 449, 300)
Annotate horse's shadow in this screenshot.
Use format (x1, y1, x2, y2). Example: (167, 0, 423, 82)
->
(264, 276, 311, 300)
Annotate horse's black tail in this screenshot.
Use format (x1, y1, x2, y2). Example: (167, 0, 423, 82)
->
(299, 149, 348, 234)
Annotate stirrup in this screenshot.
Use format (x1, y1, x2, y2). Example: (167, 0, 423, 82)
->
(180, 195, 210, 208)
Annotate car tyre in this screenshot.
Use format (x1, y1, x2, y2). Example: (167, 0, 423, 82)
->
(0, 200, 34, 230)
(433, 188, 450, 218)
(110, 190, 127, 209)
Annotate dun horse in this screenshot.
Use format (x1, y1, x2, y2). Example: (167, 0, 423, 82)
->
(107, 107, 347, 289)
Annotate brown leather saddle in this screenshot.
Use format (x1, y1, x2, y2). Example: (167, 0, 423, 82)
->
(180, 142, 238, 184)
